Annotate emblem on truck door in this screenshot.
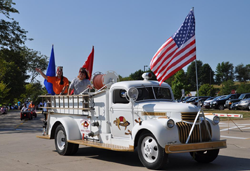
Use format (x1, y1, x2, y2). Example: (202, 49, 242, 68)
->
(81, 121, 89, 129)
(113, 116, 130, 130)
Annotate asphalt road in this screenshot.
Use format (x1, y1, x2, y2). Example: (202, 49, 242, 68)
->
(0, 110, 250, 171)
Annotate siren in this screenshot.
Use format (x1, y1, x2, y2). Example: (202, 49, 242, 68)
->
(92, 71, 118, 90)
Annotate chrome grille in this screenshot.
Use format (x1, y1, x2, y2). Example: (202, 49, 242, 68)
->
(181, 112, 199, 122)
(176, 121, 211, 143)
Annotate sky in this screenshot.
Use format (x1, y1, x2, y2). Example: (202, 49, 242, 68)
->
(12, 0, 250, 83)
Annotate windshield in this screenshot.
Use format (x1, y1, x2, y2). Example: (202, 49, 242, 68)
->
(136, 87, 172, 101)
(238, 94, 244, 100)
(187, 97, 197, 101)
(221, 95, 231, 100)
(214, 95, 227, 100)
(206, 97, 214, 101)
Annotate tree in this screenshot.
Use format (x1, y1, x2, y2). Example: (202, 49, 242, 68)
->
(236, 83, 250, 94)
(215, 62, 234, 84)
(129, 69, 144, 80)
(0, 0, 31, 50)
(0, 81, 10, 104)
(171, 69, 187, 99)
(22, 82, 45, 105)
(218, 80, 235, 95)
(0, 1, 48, 103)
(235, 64, 250, 82)
(21, 47, 48, 82)
(186, 60, 203, 90)
(200, 64, 214, 85)
(199, 84, 216, 96)
(0, 49, 27, 102)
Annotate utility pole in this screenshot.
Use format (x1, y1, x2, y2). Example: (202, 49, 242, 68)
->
(210, 69, 211, 85)
(144, 65, 148, 72)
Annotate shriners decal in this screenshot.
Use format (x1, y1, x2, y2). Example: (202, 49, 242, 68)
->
(82, 121, 89, 129)
(113, 116, 130, 130)
(80, 119, 90, 133)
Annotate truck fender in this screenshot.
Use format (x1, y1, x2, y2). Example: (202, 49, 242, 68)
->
(203, 115, 221, 140)
(206, 119, 220, 140)
(131, 119, 179, 148)
(53, 117, 81, 141)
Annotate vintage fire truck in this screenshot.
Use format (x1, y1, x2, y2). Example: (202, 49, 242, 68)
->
(37, 72, 226, 169)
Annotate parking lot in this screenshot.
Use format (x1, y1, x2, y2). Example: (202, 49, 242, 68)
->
(0, 110, 250, 171)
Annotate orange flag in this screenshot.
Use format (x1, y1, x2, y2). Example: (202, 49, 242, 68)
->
(82, 46, 94, 80)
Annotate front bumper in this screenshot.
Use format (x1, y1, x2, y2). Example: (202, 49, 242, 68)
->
(211, 104, 218, 109)
(237, 104, 248, 110)
(165, 140, 227, 153)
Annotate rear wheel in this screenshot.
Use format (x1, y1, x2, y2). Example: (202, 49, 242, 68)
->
(190, 149, 219, 163)
(55, 124, 75, 155)
(137, 132, 167, 169)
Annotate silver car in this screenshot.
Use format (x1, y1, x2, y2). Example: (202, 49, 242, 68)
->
(237, 98, 250, 110)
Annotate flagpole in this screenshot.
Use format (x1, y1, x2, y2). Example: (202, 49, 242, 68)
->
(192, 7, 199, 99)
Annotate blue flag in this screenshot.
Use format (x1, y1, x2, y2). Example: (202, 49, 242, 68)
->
(44, 45, 56, 95)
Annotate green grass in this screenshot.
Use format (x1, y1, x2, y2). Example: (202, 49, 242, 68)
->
(203, 109, 250, 119)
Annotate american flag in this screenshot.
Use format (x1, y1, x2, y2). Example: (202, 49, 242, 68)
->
(150, 9, 196, 85)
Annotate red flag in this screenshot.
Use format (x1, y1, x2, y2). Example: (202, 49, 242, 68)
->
(150, 9, 196, 85)
(82, 46, 94, 80)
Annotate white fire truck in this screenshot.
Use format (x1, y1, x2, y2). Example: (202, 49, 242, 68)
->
(37, 72, 226, 169)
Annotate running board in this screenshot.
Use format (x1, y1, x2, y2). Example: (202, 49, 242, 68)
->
(68, 139, 134, 152)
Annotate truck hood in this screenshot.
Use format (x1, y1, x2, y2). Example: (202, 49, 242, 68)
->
(134, 101, 199, 113)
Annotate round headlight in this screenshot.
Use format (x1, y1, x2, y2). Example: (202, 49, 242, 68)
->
(127, 87, 139, 101)
(213, 115, 220, 125)
(167, 119, 175, 128)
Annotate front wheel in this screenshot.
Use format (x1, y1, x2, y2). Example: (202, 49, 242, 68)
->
(55, 124, 77, 155)
(190, 149, 219, 163)
(137, 132, 167, 169)
(219, 105, 224, 110)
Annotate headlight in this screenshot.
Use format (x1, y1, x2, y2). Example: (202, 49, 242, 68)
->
(213, 116, 220, 125)
(127, 87, 139, 101)
(167, 119, 175, 128)
(213, 101, 217, 104)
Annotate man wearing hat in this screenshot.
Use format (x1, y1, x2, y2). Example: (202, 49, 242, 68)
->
(68, 67, 92, 95)
(36, 66, 69, 95)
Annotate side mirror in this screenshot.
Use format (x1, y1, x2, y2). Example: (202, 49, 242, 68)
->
(120, 91, 127, 98)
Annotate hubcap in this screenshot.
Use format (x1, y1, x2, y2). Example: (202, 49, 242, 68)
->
(141, 136, 159, 163)
(57, 130, 66, 151)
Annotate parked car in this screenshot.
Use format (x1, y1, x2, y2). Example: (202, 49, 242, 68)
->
(179, 96, 195, 103)
(203, 97, 215, 109)
(191, 96, 211, 106)
(211, 94, 240, 110)
(230, 102, 239, 110)
(205, 96, 227, 109)
(185, 97, 198, 103)
(237, 98, 250, 110)
(225, 93, 250, 109)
